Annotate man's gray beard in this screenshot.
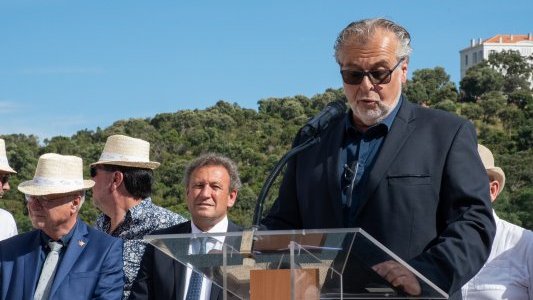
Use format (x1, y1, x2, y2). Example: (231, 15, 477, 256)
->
(352, 90, 401, 126)
(353, 101, 391, 126)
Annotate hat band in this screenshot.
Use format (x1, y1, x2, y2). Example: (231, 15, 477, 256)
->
(31, 176, 84, 188)
(0, 157, 9, 165)
(99, 152, 149, 163)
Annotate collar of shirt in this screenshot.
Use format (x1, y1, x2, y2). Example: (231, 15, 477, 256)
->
(128, 197, 153, 220)
(191, 215, 228, 249)
(101, 197, 152, 235)
(344, 95, 403, 139)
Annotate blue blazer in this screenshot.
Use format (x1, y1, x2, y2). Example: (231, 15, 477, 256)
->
(262, 97, 496, 299)
(0, 220, 124, 300)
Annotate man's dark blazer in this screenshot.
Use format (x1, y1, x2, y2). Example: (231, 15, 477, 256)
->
(0, 220, 124, 300)
(129, 220, 241, 300)
(262, 96, 496, 298)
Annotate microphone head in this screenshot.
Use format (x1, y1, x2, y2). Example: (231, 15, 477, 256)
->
(328, 99, 347, 111)
(301, 100, 347, 137)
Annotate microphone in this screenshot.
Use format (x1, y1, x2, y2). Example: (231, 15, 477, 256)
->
(300, 100, 346, 137)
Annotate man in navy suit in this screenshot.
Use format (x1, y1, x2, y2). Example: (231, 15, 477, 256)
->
(0, 153, 124, 300)
(130, 153, 242, 300)
(262, 18, 495, 299)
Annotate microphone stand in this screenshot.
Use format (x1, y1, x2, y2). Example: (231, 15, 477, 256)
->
(250, 100, 345, 223)
(252, 132, 320, 229)
(240, 132, 320, 258)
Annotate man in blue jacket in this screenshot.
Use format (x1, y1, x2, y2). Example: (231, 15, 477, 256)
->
(0, 153, 124, 300)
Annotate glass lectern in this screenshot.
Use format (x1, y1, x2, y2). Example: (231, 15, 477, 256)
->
(144, 228, 448, 299)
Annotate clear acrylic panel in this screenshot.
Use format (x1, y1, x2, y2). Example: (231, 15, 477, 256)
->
(145, 228, 448, 299)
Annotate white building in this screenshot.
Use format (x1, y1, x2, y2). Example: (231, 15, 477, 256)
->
(459, 34, 533, 80)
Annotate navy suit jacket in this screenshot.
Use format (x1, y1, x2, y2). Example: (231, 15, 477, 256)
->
(262, 97, 496, 298)
(129, 220, 242, 300)
(0, 220, 124, 300)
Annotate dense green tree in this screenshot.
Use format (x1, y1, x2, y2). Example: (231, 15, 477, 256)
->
(515, 119, 533, 151)
(488, 50, 533, 94)
(498, 106, 524, 134)
(460, 62, 505, 101)
(508, 89, 533, 109)
(404, 67, 458, 105)
(459, 102, 483, 121)
(403, 81, 428, 104)
(432, 99, 457, 113)
(478, 91, 507, 124)
(511, 188, 533, 229)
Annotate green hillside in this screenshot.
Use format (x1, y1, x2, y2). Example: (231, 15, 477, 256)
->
(2, 52, 532, 231)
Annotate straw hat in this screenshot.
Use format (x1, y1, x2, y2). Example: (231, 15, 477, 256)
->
(91, 135, 160, 169)
(18, 153, 94, 196)
(478, 144, 505, 191)
(0, 139, 16, 174)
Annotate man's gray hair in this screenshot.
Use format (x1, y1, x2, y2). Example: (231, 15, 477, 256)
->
(77, 191, 86, 212)
(184, 153, 242, 191)
(334, 18, 412, 63)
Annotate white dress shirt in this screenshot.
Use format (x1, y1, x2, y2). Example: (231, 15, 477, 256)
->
(0, 208, 17, 241)
(462, 212, 533, 300)
(183, 216, 229, 300)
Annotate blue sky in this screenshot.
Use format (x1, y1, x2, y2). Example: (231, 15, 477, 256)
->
(1, 0, 531, 141)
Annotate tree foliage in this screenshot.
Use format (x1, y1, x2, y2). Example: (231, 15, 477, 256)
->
(1, 92, 343, 232)
(488, 50, 533, 94)
(404, 67, 458, 105)
(460, 62, 505, 101)
(1, 54, 532, 231)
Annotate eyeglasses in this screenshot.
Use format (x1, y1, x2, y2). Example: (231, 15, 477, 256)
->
(90, 166, 98, 178)
(340, 58, 405, 85)
(0, 174, 9, 184)
(25, 193, 79, 208)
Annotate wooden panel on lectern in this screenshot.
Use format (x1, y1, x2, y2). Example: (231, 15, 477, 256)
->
(250, 269, 319, 300)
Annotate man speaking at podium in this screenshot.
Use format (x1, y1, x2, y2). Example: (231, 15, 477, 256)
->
(262, 18, 495, 299)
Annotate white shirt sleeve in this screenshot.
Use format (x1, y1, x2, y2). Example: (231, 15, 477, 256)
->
(0, 208, 18, 240)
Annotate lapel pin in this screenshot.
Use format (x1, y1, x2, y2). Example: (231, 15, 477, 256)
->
(78, 240, 86, 247)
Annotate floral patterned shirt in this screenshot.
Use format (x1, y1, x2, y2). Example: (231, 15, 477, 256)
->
(95, 198, 187, 299)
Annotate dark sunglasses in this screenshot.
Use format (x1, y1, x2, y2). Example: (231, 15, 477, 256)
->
(90, 165, 116, 178)
(340, 58, 405, 85)
(0, 174, 9, 184)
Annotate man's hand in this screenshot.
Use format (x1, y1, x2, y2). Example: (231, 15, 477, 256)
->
(372, 260, 421, 296)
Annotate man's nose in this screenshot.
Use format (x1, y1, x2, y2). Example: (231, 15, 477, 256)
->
(1, 181, 9, 192)
(359, 74, 375, 91)
(199, 186, 213, 197)
(27, 198, 44, 210)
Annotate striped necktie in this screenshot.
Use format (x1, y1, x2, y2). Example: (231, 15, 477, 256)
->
(185, 237, 207, 300)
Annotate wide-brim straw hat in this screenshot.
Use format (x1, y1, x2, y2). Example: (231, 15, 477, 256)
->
(90, 134, 160, 169)
(0, 139, 16, 174)
(478, 144, 505, 191)
(18, 153, 94, 196)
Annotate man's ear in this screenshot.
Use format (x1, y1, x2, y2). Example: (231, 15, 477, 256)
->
(489, 180, 500, 203)
(227, 190, 238, 208)
(112, 171, 124, 191)
(400, 60, 408, 83)
(71, 196, 81, 213)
